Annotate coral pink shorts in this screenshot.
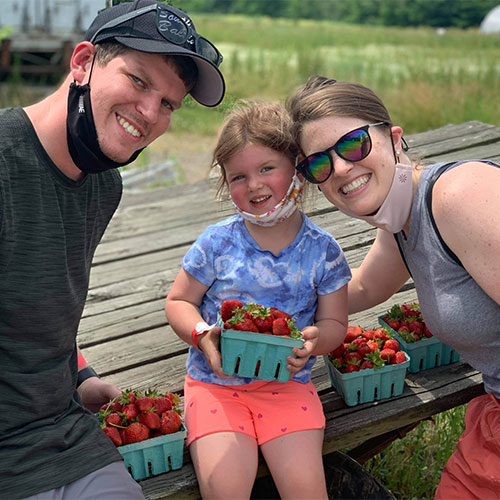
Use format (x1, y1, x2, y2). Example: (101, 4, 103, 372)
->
(434, 393, 500, 499)
(183, 375, 325, 447)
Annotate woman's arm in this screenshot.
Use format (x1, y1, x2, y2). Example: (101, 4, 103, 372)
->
(432, 161, 500, 305)
(348, 228, 411, 314)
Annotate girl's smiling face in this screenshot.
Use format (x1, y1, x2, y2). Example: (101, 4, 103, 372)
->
(225, 143, 296, 215)
(300, 116, 402, 216)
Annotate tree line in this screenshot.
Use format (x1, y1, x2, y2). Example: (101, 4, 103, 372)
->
(173, 0, 499, 29)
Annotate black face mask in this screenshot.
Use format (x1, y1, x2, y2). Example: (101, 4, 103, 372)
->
(66, 82, 144, 174)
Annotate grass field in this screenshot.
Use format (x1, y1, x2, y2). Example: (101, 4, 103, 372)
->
(1, 15, 492, 496)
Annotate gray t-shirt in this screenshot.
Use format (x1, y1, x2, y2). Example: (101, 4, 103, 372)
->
(0, 108, 123, 498)
(396, 160, 500, 398)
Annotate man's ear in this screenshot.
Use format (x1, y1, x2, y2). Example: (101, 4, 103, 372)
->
(70, 42, 96, 84)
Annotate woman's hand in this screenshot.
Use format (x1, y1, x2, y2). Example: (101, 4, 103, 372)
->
(198, 326, 228, 377)
(286, 325, 319, 375)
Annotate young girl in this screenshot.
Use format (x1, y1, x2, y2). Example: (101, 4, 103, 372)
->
(287, 76, 500, 500)
(165, 101, 350, 499)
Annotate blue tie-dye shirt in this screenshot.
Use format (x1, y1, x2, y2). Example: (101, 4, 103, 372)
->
(182, 213, 351, 385)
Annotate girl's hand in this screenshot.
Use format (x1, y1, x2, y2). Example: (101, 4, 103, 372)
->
(286, 325, 319, 375)
(198, 326, 228, 377)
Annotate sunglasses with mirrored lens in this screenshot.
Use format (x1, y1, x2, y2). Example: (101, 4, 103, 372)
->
(296, 122, 388, 184)
(92, 3, 223, 67)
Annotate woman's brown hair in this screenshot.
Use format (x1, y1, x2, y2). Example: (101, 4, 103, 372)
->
(287, 76, 393, 148)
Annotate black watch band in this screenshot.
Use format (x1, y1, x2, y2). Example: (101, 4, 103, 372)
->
(77, 366, 99, 387)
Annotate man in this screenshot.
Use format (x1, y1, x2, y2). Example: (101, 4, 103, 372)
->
(0, 1, 224, 498)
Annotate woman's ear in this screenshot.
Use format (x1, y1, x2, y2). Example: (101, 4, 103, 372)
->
(390, 126, 404, 153)
(70, 42, 96, 84)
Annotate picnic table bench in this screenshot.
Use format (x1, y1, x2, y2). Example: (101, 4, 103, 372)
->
(79, 120, 500, 499)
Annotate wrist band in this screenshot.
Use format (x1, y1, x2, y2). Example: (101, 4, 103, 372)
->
(77, 366, 98, 387)
(191, 321, 213, 350)
(77, 352, 87, 369)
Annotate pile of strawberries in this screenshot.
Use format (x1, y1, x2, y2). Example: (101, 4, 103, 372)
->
(381, 302, 433, 343)
(98, 389, 182, 447)
(328, 325, 407, 373)
(220, 300, 302, 339)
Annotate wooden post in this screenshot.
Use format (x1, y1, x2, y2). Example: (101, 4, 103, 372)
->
(61, 40, 73, 71)
(0, 38, 11, 71)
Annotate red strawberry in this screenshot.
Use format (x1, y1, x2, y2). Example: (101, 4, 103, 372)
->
(227, 312, 259, 332)
(356, 342, 372, 359)
(121, 403, 138, 421)
(380, 348, 396, 364)
(345, 362, 360, 373)
(423, 325, 433, 338)
(153, 396, 172, 414)
(103, 426, 123, 447)
(349, 338, 366, 348)
(330, 343, 345, 358)
(250, 306, 274, 333)
(374, 328, 389, 342)
(360, 360, 374, 370)
(104, 413, 123, 427)
(135, 396, 154, 412)
(345, 326, 362, 343)
(383, 339, 400, 352)
(160, 410, 182, 435)
(270, 307, 291, 321)
(344, 351, 362, 364)
(408, 319, 424, 336)
(139, 412, 161, 430)
(393, 351, 407, 364)
(332, 357, 345, 370)
(366, 340, 380, 352)
(220, 300, 244, 321)
(272, 318, 290, 336)
(124, 422, 150, 444)
(362, 329, 376, 340)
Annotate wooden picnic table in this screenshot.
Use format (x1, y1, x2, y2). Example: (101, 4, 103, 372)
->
(79, 120, 500, 499)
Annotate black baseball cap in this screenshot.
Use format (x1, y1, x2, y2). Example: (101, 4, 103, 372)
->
(85, 0, 225, 107)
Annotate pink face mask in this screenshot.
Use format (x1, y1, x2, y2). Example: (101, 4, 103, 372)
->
(340, 162, 413, 233)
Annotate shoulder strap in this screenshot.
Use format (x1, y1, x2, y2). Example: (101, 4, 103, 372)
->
(393, 232, 412, 277)
(425, 163, 463, 268)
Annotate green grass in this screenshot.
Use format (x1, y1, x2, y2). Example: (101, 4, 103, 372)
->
(175, 14, 500, 135)
(365, 405, 466, 499)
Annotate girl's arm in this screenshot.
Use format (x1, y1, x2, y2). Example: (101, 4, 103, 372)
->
(348, 228, 410, 314)
(165, 268, 225, 376)
(432, 161, 500, 306)
(287, 285, 348, 374)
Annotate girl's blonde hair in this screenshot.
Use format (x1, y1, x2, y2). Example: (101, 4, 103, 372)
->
(211, 100, 300, 199)
(286, 76, 393, 148)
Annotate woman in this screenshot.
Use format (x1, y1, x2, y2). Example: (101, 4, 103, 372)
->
(287, 76, 500, 499)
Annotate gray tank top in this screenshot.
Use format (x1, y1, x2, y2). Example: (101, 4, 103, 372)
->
(395, 160, 500, 398)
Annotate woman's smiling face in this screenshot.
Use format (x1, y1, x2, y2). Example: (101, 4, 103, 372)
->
(300, 116, 401, 216)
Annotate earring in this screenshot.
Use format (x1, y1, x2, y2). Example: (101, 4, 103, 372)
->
(396, 149, 401, 155)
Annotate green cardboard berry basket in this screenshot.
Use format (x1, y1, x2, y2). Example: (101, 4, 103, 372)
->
(378, 316, 460, 373)
(220, 325, 304, 382)
(323, 353, 410, 407)
(119, 424, 186, 481)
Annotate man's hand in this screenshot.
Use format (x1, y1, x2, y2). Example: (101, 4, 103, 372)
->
(77, 376, 122, 413)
